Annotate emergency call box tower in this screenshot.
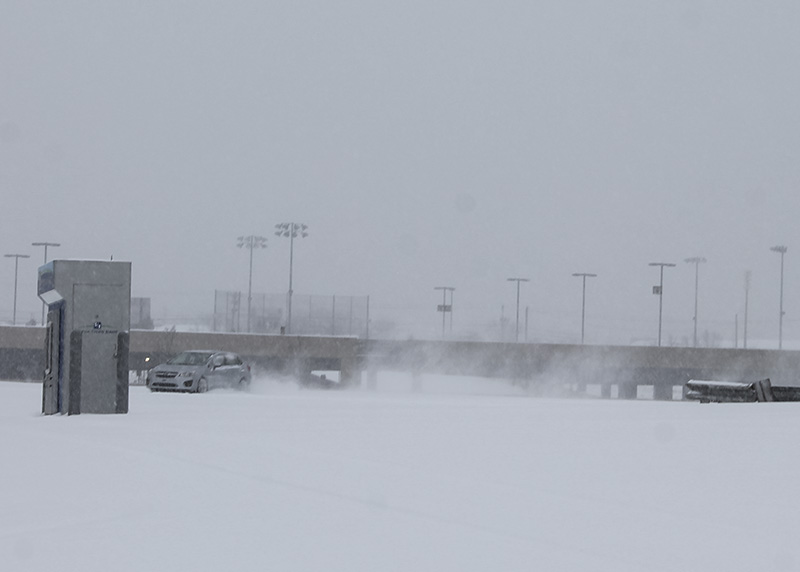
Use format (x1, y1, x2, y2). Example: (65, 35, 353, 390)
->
(37, 260, 131, 415)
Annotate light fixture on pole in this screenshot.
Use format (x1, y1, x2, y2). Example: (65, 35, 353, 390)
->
(32, 241, 60, 325)
(275, 223, 308, 334)
(649, 262, 676, 347)
(507, 278, 529, 343)
(770, 245, 788, 350)
(434, 286, 455, 339)
(236, 235, 267, 333)
(4, 253, 31, 326)
(571, 273, 597, 345)
(684, 257, 706, 347)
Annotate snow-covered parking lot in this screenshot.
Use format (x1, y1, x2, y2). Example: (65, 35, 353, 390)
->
(2, 373, 800, 572)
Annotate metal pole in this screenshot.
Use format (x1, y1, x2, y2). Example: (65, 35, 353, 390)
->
(780, 250, 785, 350)
(658, 265, 664, 346)
(12, 256, 19, 325)
(434, 286, 454, 339)
(441, 288, 446, 338)
(693, 264, 699, 346)
(649, 263, 676, 347)
(247, 244, 253, 333)
(744, 271, 751, 349)
(288, 228, 294, 334)
(581, 276, 587, 344)
(275, 223, 307, 335)
(572, 273, 597, 345)
(237, 235, 267, 334)
(684, 257, 706, 348)
(449, 289, 454, 335)
(771, 246, 788, 350)
(515, 281, 520, 342)
(506, 278, 529, 343)
(524, 306, 529, 342)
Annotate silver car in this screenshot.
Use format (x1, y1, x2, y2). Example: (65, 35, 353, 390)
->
(146, 350, 251, 393)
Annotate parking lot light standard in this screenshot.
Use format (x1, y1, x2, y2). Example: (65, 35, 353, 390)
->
(571, 273, 597, 345)
(434, 286, 455, 339)
(4, 253, 31, 326)
(237, 236, 267, 333)
(507, 278, 529, 343)
(275, 223, 308, 334)
(684, 257, 706, 348)
(649, 262, 676, 347)
(770, 245, 788, 349)
(743, 270, 751, 349)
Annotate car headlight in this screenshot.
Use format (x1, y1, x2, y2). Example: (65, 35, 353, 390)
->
(178, 371, 194, 378)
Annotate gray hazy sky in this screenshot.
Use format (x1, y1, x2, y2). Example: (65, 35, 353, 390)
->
(2, 1, 800, 345)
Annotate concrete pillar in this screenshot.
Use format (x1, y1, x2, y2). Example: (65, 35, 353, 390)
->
(339, 358, 360, 387)
(653, 382, 673, 401)
(618, 382, 638, 400)
(366, 368, 378, 391)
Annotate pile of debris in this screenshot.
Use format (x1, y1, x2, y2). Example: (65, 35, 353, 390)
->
(685, 378, 800, 403)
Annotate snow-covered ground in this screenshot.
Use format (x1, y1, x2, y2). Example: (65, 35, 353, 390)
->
(2, 373, 800, 572)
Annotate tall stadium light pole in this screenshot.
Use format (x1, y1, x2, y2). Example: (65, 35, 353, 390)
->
(32, 241, 60, 325)
(571, 273, 597, 345)
(275, 223, 308, 334)
(684, 257, 706, 348)
(649, 262, 676, 347)
(743, 270, 751, 349)
(449, 289, 454, 335)
(507, 278, 529, 343)
(771, 245, 788, 349)
(4, 254, 30, 326)
(434, 286, 455, 339)
(237, 235, 267, 333)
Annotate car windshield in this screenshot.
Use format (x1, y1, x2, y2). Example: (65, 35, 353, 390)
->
(166, 352, 213, 366)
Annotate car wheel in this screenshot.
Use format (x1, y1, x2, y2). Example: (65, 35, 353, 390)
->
(197, 377, 208, 393)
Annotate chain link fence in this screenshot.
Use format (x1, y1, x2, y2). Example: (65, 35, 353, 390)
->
(213, 290, 369, 337)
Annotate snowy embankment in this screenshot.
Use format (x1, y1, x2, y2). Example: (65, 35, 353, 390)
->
(2, 373, 799, 572)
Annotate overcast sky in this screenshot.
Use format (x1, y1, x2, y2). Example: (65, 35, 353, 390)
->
(2, 1, 800, 345)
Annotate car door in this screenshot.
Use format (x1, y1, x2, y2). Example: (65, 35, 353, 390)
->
(227, 353, 247, 385)
(208, 353, 226, 389)
(222, 353, 241, 386)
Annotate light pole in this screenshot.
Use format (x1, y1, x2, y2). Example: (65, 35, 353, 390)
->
(32, 241, 60, 325)
(434, 286, 455, 339)
(4, 253, 30, 325)
(684, 257, 706, 347)
(237, 235, 267, 333)
(571, 273, 597, 345)
(771, 245, 788, 349)
(743, 270, 751, 349)
(507, 278, 529, 343)
(649, 262, 676, 347)
(275, 223, 308, 334)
